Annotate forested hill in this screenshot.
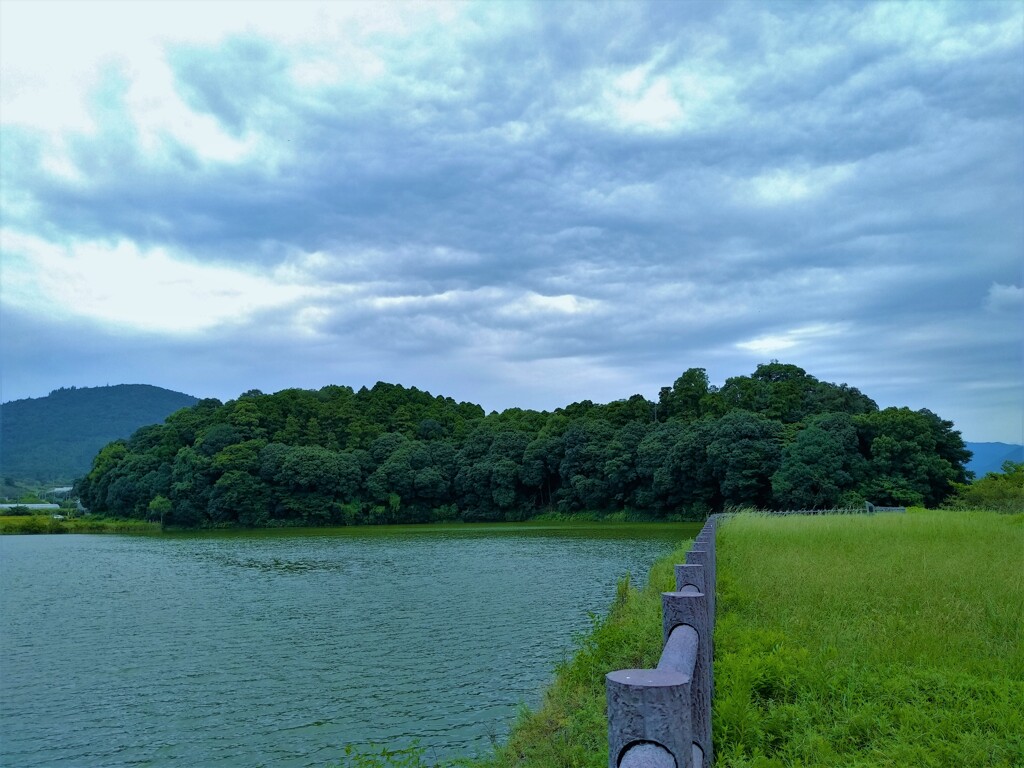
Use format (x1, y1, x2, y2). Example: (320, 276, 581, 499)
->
(77, 363, 971, 527)
(1, 385, 198, 484)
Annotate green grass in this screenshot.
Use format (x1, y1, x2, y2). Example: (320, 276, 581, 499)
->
(714, 509, 1024, 767)
(0, 514, 162, 534)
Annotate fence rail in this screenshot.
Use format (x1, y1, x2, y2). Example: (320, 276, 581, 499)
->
(606, 515, 720, 768)
(757, 504, 906, 516)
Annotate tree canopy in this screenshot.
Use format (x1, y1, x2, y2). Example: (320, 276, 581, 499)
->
(75, 364, 972, 526)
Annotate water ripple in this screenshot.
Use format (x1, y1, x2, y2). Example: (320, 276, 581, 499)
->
(0, 525, 695, 766)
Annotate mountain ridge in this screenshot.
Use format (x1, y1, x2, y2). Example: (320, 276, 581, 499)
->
(964, 441, 1024, 478)
(1, 384, 198, 484)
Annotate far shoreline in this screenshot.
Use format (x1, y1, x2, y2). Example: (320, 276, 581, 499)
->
(0, 514, 703, 537)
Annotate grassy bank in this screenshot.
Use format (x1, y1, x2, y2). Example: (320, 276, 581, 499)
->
(0, 515, 162, 535)
(714, 509, 1023, 766)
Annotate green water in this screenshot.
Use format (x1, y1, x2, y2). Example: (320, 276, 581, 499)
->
(0, 522, 697, 767)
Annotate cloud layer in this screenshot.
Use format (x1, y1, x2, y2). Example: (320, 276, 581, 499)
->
(2, 1, 1022, 442)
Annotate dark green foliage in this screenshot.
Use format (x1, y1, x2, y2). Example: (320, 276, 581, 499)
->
(659, 367, 712, 422)
(855, 407, 968, 507)
(75, 366, 971, 527)
(772, 413, 866, 509)
(707, 411, 783, 508)
(717, 362, 876, 423)
(0, 385, 198, 483)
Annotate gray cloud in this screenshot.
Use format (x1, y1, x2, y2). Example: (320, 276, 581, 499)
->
(2, 0, 1022, 441)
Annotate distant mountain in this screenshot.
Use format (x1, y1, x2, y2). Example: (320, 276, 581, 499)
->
(0, 385, 199, 484)
(965, 442, 1024, 479)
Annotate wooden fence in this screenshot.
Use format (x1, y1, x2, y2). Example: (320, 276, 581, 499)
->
(757, 504, 906, 515)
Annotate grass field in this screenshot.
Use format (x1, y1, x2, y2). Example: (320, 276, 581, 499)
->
(0, 514, 161, 534)
(713, 509, 1024, 767)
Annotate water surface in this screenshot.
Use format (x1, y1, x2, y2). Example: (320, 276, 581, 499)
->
(0, 523, 696, 767)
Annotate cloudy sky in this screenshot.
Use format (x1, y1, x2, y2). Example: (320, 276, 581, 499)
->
(1, 1, 1022, 443)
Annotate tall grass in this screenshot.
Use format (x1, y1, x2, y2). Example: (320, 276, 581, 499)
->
(714, 509, 1024, 766)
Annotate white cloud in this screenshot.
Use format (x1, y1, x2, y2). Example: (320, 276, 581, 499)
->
(854, 3, 1023, 62)
(742, 163, 856, 206)
(608, 71, 685, 132)
(0, 0, 474, 169)
(514, 292, 603, 316)
(568, 53, 738, 135)
(736, 324, 847, 355)
(366, 288, 486, 312)
(0, 230, 320, 334)
(985, 283, 1024, 314)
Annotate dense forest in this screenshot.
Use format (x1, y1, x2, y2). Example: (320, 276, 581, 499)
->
(1, 385, 198, 484)
(76, 363, 971, 527)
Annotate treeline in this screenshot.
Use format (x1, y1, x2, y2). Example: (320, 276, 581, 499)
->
(76, 363, 971, 527)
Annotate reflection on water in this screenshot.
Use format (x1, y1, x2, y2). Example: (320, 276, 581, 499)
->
(0, 523, 696, 767)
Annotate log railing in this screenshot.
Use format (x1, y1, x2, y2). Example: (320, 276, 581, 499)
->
(606, 515, 719, 768)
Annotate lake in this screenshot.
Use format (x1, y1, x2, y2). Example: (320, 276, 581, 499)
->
(0, 523, 697, 767)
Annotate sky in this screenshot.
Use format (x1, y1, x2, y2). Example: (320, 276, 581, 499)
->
(1, 1, 1022, 444)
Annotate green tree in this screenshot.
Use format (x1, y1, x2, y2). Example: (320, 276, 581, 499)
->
(147, 494, 172, 524)
(78, 441, 129, 512)
(67, 363, 967, 527)
(228, 399, 265, 440)
(169, 446, 213, 524)
(856, 408, 967, 507)
(557, 420, 614, 512)
(772, 413, 866, 509)
(706, 411, 783, 508)
(635, 422, 688, 516)
(946, 461, 1023, 512)
(209, 470, 269, 526)
(659, 368, 711, 422)
(521, 435, 563, 509)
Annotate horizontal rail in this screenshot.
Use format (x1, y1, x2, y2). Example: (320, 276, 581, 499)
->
(619, 741, 675, 768)
(657, 624, 698, 676)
